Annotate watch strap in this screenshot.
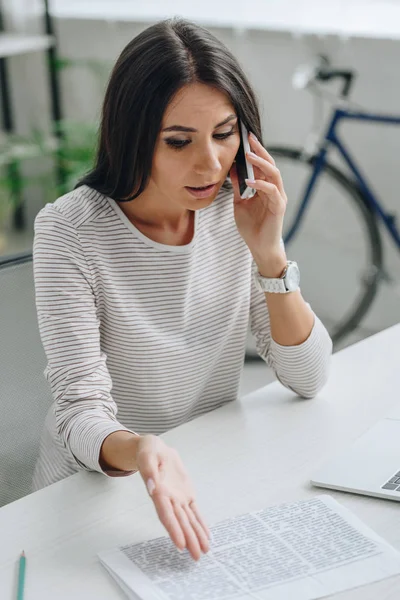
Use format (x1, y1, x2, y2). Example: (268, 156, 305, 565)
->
(252, 261, 293, 294)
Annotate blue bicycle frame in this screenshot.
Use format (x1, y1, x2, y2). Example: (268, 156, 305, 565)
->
(285, 108, 400, 248)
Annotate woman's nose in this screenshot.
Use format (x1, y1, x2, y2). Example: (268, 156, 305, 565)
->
(194, 147, 221, 175)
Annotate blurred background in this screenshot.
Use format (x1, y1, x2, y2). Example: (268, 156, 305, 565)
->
(0, 0, 399, 397)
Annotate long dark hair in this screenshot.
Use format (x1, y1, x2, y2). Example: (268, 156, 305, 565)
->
(76, 18, 262, 202)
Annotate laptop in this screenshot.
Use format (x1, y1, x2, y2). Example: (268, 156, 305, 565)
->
(311, 403, 400, 501)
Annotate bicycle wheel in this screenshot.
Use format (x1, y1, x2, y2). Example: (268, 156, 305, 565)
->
(267, 146, 382, 347)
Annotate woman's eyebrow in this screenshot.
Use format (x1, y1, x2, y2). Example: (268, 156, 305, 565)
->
(162, 114, 237, 133)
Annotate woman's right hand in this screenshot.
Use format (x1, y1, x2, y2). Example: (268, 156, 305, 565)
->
(136, 434, 210, 561)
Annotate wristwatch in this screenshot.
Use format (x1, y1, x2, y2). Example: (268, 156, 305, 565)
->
(253, 260, 300, 293)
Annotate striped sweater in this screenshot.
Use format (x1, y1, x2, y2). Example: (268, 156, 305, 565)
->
(32, 184, 332, 490)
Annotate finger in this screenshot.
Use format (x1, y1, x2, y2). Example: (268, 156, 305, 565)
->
(245, 179, 286, 216)
(153, 494, 186, 551)
(246, 152, 284, 194)
(189, 501, 211, 540)
(249, 133, 276, 166)
(250, 162, 269, 186)
(173, 501, 202, 561)
(184, 504, 210, 554)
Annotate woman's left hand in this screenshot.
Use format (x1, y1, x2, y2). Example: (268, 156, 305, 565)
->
(230, 133, 288, 276)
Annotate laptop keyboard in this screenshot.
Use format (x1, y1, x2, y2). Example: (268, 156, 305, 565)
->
(381, 471, 400, 491)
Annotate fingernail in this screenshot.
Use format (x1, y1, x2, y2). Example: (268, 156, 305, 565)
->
(250, 132, 258, 142)
(177, 548, 184, 554)
(245, 179, 256, 185)
(247, 151, 257, 158)
(146, 478, 155, 496)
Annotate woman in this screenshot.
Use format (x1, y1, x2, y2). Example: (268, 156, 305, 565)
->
(32, 18, 332, 561)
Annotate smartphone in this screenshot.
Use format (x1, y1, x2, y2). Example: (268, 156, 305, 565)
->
(235, 121, 256, 199)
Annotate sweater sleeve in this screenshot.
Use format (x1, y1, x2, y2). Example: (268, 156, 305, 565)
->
(33, 204, 136, 475)
(249, 276, 333, 398)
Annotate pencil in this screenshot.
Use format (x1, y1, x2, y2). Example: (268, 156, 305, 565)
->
(17, 551, 26, 600)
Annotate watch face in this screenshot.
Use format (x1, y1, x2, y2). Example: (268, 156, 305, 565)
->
(285, 263, 300, 291)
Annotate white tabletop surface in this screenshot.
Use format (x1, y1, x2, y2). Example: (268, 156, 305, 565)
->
(1, 323, 400, 599)
(49, 0, 400, 41)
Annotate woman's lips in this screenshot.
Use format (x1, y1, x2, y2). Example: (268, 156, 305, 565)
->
(185, 183, 217, 198)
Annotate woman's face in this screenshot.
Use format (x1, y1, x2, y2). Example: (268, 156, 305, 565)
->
(149, 82, 240, 211)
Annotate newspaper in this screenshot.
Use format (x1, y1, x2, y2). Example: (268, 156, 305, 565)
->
(98, 495, 400, 600)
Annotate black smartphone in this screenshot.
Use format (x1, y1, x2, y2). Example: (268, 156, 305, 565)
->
(235, 121, 256, 199)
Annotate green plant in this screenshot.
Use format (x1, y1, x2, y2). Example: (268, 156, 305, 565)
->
(53, 118, 99, 193)
(0, 57, 109, 239)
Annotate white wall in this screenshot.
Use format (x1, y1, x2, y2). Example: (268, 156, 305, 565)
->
(9, 16, 400, 339)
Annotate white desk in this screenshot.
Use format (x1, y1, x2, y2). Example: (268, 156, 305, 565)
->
(1, 324, 400, 599)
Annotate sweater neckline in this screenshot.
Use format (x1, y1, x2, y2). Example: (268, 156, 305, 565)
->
(92, 187, 200, 254)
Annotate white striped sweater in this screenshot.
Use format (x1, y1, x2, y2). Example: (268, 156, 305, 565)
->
(32, 184, 332, 490)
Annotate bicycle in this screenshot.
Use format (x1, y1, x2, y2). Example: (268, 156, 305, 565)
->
(267, 55, 400, 349)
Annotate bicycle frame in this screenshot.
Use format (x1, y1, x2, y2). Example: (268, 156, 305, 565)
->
(285, 108, 400, 248)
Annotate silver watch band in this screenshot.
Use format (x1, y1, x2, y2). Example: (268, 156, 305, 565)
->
(253, 261, 299, 294)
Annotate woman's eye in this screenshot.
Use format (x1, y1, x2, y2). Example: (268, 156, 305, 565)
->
(165, 139, 190, 149)
(213, 130, 235, 140)
(164, 129, 235, 150)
